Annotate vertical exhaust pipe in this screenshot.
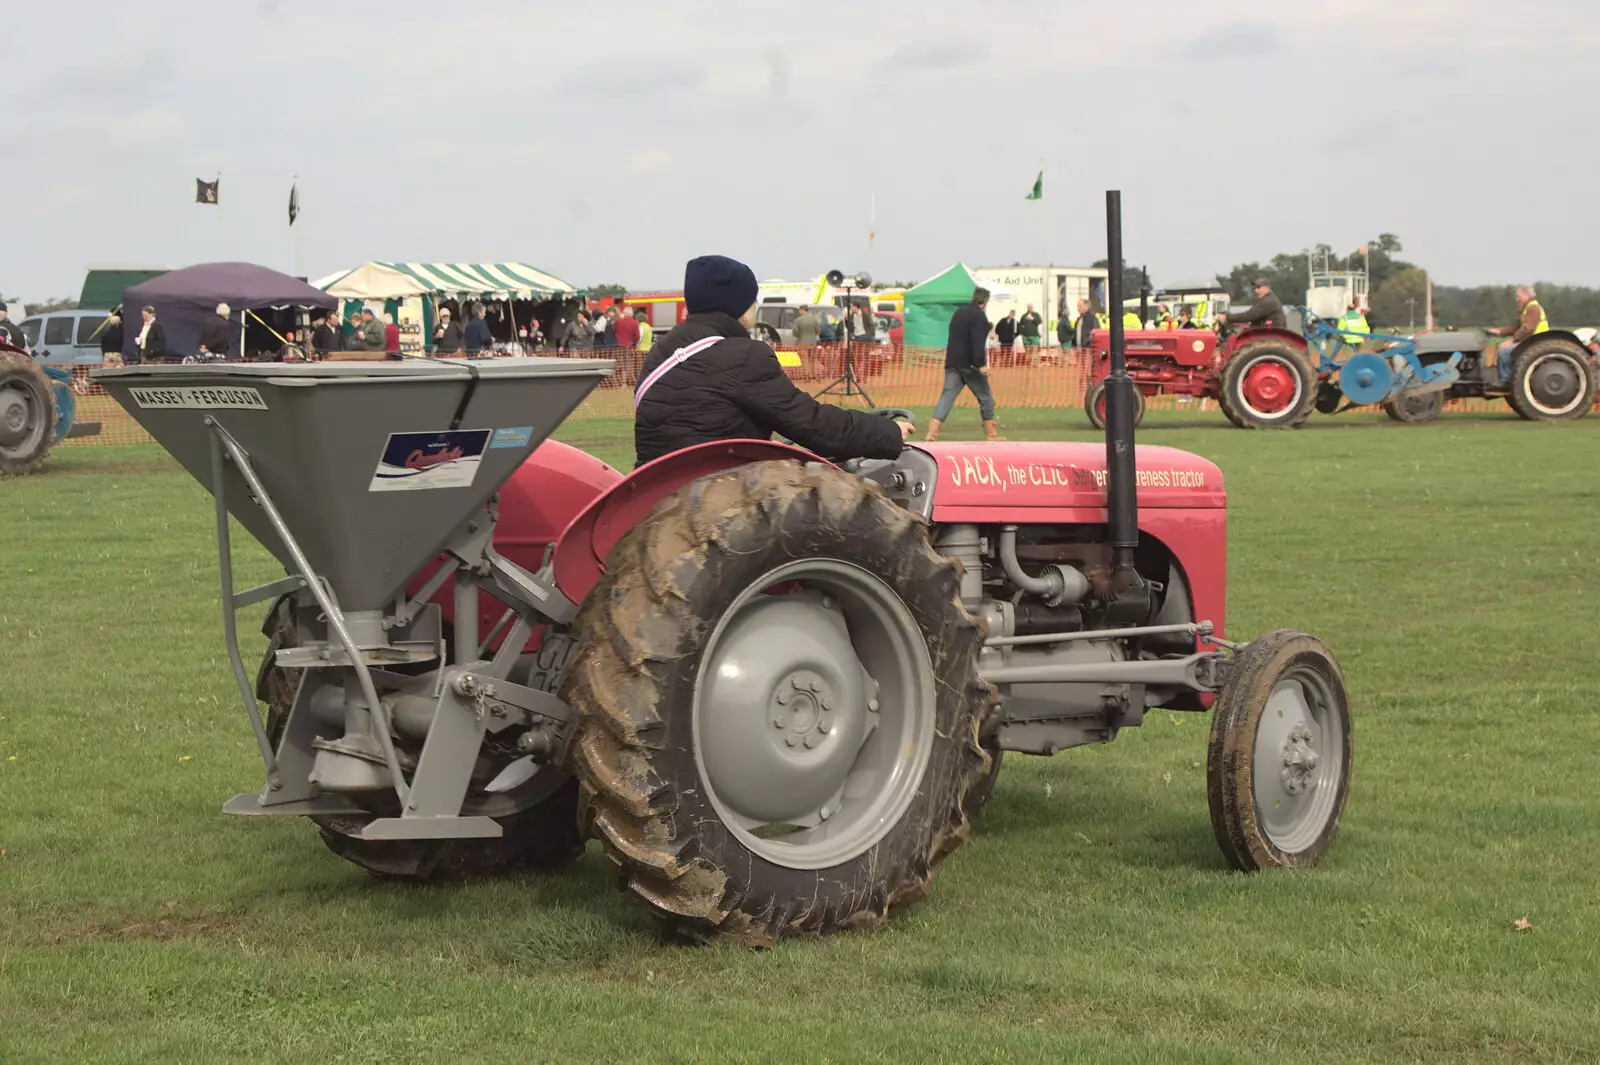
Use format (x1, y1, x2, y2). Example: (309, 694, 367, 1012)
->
(1103, 191, 1139, 584)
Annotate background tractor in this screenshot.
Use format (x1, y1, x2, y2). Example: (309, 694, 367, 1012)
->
(0, 340, 92, 475)
(95, 193, 1353, 946)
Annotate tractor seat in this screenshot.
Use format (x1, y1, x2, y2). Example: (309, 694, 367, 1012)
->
(1413, 330, 1487, 355)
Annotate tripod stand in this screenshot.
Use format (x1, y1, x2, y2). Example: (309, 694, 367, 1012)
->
(813, 286, 876, 407)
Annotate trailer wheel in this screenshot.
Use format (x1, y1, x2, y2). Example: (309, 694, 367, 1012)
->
(256, 597, 586, 880)
(0, 351, 58, 476)
(564, 460, 990, 945)
(1381, 391, 1444, 424)
(1220, 341, 1317, 429)
(1509, 338, 1597, 421)
(1083, 379, 1146, 431)
(1207, 630, 1352, 871)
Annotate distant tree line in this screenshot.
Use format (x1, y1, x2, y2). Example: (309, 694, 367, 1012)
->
(1215, 236, 1600, 329)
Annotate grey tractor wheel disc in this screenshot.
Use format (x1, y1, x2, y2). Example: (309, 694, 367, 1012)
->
(1250, 667, 1346, 853)
(693, 558, 935, 871)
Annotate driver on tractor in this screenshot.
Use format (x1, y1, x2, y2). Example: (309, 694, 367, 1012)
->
(1488, 286, 1548, 387)
(1219, 278, 1286, 331)
(633, 255, 910, 468)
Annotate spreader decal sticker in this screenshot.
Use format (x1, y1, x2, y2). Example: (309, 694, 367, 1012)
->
(128, 386, 267, 410)
(490, 426, 533, 449)
(369, 429, 491, 492)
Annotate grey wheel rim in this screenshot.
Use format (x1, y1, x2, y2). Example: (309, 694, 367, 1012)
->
(1251, 666, 1345, 853)
(693, 559, 935, 871)
(1522, 352, 1584, 417)
(0, 379, 47, 457)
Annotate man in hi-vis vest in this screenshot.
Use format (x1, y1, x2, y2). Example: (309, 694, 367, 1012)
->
(1490, 286, 1549, 386)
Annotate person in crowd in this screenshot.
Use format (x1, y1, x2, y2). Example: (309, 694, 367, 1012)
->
(0, 301, 23, 349)
(100, 308, 125, 367)
(356, 308, 384, 351)
(1489, 286, 1550, 386)
(926, 287, 1000, 442)
(563, 311, 591, 351)
(1055, 306, 1073, 347)
(464, 303, 493, 355)
(1156, 303, 1175, 329)
(198, 302, 232, 360)
(599, 306, 619, 349)
(312, 313, 339, 357)
(1074, 299, 1096, 348)
(633, 254, 908, 468)
(1177, 306, 1203, 329)
(434, 306, 464, 354)
(135, 305, 166, 363)
(794, 304, 820, 357)
(994, 308, 1017, 352)
(1018, 303, 1043, 350)
(634, 307, 653, 351)
(1220, 277, 1286, 330)
(613, 300, 640, 350)
(383, 313, 401, 358)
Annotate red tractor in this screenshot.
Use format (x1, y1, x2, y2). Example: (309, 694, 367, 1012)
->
(96, 195, 1354, 946)
(1084, 324, 1319, 430)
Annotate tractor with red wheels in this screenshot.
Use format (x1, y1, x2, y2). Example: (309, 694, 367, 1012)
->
(1085, 323, 1317, 430)
(93, 193, 1354, 946)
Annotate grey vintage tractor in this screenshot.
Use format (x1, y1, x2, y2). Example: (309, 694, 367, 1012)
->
(95, 195, 1353, 945)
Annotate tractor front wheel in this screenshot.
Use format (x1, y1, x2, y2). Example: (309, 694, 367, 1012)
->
(0, 351, 59, 476)
(564, 460, 991, 945)
(256, 598, 586, 880)
(1220, 341, 1317, 429)
(1207, 630, 1352, 871)
(1382, 390, 1445, 424)
(1509, 338, 1597, 421)
(1083, 379, 1147, 431)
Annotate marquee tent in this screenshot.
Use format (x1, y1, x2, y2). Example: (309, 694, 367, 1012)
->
(902, 263, 1013, 348)
(313, 262, 575, 300)
(123, 261, 335, 361)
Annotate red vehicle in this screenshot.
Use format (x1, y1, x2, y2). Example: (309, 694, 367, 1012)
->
(877, 309, 903, 348)
(588, 291, 687, 332)
(1085, 325, 1318, 430)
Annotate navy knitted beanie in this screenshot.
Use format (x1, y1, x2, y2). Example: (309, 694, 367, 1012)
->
(684, 255, 759, 318)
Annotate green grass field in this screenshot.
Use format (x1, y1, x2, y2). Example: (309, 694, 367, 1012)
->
(3, 408, 1599, 1064)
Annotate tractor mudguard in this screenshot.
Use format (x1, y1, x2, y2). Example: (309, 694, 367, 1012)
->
(1221, 326, 1308, 364)
(550, 439, 828, 603)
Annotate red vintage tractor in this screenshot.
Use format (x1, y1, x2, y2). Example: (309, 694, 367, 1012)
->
(1084, 324, 1319, 430)
(96, 195, 1354, 946)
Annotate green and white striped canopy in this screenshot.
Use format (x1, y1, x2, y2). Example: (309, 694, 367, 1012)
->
(314, 262, 576, 300)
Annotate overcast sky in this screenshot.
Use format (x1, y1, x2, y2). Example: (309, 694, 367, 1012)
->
(8, 0, 1597, 304)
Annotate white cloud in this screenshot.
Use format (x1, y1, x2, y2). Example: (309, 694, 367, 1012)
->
(109, 108, 185, 147)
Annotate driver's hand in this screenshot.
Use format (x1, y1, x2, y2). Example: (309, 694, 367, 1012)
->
(898, 420, 913, 440)
(979, 364, 991, 375)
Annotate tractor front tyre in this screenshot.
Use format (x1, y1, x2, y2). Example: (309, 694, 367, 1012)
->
(1509, 338, 1597, 421)
(564, 460, 991, 946)
(1381, 390, 1445, 424)
(1083, 380, 1146, 432)
(1220, 341, 1317, 429)
(0, 351, 59, 476)
(256, 597, 586, 880)
(1206, 630, 1352, 872)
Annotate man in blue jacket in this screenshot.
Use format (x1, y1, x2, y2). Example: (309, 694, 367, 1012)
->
(463, 304, 494, 355)
(926, 287, 998, 441)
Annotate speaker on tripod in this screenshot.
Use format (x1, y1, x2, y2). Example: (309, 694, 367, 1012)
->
(815, 269, 876, 407)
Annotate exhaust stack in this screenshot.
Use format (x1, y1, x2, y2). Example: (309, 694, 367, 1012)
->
(1102, 191, 1139, 582)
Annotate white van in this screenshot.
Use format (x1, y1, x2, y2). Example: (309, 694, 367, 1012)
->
(18, 309, 114, 368)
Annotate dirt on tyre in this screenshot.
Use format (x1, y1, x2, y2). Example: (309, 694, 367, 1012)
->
(563, 460, 991, 946)
(1207, 630, 1352, 872)
(1083, 379, 1146, 432)
(0, 350, 59, 476)
(1220, 340, 1317, 429)
(1381, 390, 1444, 424)
(255, 596, 586, 880)
(1509, 338, 1597, 421)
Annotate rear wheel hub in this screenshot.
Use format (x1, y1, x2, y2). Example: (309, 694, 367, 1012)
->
(0, 385, 39, 450)
(1527, 354, 1580, 412)
(1241, 360, 1296, 414)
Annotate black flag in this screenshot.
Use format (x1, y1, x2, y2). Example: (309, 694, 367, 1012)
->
(288, 182, 300, 226)
(195, 178, 219, 205)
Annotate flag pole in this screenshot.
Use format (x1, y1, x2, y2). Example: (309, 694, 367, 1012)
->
(214, 170, 223, 261)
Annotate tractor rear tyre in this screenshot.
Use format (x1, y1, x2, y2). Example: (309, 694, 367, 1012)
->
(564, 460, 991, 946)
(256, 597, 586, 880)
(1220, 340, 1317, 429)
(0, 351, 59, 476)
(1083, 380, 1146, 431)
(1381, 391, 1445, 424)
(1207, 630, 1352, 871)
(1509, 338, 1597, 421)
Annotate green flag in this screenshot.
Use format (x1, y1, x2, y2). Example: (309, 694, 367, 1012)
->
(1025, 171, 1043, 200)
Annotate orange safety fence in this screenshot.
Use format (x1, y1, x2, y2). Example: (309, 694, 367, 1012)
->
(54, 345, 1585, 449)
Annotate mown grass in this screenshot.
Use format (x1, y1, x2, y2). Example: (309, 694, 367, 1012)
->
(3, 406, 1599, 1064)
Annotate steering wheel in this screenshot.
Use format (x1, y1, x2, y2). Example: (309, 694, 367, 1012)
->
(872, 407, 916, 428)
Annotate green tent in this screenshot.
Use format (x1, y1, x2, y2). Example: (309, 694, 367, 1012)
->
(903, 263, 1009, 349)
